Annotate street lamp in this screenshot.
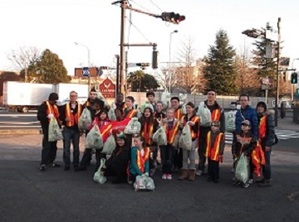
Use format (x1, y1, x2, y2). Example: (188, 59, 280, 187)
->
(168, 30, 178, 92)
(75, 42, 91, 90)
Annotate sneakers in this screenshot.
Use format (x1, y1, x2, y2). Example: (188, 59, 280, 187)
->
(162, 174, 172, 180)
(243, 183, 250, 188)
(166, 174, 172, 180)
(40, 164, 46, 171)
(248, 179, 254, 184)
(195, 170, 203, 176)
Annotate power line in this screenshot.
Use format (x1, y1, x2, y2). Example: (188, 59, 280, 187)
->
(147, 0, 163, 12)
(126, 17, 152, 43)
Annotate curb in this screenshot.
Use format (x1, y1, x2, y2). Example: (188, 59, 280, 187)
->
(0, 129, 42, 135)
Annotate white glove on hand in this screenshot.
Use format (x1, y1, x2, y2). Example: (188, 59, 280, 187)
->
(143, 173, 149, 177)
(47, 114, 54, 119)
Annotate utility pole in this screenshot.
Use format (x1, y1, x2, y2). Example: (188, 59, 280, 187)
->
(274, 17, 281, 127)
(119, 0, 127, 95)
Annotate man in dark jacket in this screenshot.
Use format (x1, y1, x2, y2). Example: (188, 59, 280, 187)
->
(37, 93, 61, 171)
(256, 101, 275, 187)
(196, 90, 225, 176)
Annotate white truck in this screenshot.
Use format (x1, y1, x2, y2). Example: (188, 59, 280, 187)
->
(3, 81, 55, 113)
(54, 83, 88, 105)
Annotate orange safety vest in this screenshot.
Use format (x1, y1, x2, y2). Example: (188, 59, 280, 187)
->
(65, 103, 82, 127)
(163, 120, 180, 144)
(99, 123, 112, 143)
(174, 108, 184, 120)
(46, 101, 60, 121)
(136, 147, 150, 173)
(211, 109, 221, 121)
(182, 115, 200, 140)
(124, 108, 137, 118)
(259, 116, 267, 139)
(141, 122, 154, 145)
(206, 131, 224, 161)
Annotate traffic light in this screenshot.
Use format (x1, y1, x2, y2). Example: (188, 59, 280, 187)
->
(152, 50, 158, 69)
(161, 12, 185, 24)
(291, 72, 298, 84)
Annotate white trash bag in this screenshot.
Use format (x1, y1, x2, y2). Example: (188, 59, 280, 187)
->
(93, 158, 107, 184)
(102, 134, 116, 155)
(161, 89, 171, 107)
(134, 175, 155, 191)
(225, 110, 237, 133)
(124, 117, 141, 134)
(48, 118, 63, 142)
(85, 125, 103, 149)
(196, 102, 211, 127)
(235, 154, 249, 184)
(78, 108, 92, 131)
(152, 126, 167, 146)
(178, 124, 192, 150)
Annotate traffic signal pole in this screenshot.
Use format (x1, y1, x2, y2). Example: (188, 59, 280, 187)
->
(119, 0, 126, 95)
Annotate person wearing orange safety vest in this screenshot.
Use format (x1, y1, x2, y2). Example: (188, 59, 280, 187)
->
(129, 135, 150, 183)
(123, 96, 138, 147)
(178, 102, 200, 181)
(256, 101, 275, 187)
(232, 120, 257, 188)
(160, 107, 181, 180)
(59, 91, 83, 171)
(37, 93, 61, 171)
(205, 120, 225, 183)
(196, 89, 225, 177)
(170, 96, 184, 171)
(138, 106, 159, 176)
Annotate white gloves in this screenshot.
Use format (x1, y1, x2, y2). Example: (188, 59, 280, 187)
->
(143, 173, 149, 177)
(47, 114, 54, 119)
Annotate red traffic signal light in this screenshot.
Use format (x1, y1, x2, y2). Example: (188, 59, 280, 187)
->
(161, 12, 185, 24)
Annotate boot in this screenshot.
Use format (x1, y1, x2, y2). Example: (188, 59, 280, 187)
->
(188, 169, 196, 181)
(178, 169, 189, 180)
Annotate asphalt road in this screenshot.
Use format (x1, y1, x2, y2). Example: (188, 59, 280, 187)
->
(0, 138, 298, 222)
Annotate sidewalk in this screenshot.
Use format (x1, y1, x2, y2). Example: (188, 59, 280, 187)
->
(276, 116, 299, 131)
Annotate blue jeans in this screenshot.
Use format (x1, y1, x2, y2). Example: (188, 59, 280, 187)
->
(63, 127, 80, 167)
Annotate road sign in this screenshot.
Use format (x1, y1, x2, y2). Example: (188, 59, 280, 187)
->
(82, 67, 90, 77)
(99, 78, 116, 98)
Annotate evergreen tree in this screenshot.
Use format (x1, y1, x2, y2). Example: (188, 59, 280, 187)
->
(203, 30, 237, 95)
(28, 49, 70, 84)
(127, 71, 160, 92)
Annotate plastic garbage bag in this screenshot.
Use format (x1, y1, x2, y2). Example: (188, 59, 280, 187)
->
(93, 158, 107, 184)
(134, 175, 155, 191)
(102, 134, 116, 155)
(140, 101, 154, 113)
(124, 117, 141, 134)
(48, 118, 63, 142)
(108, 107, 116, 121)
(85, 125, 103, 149)
(161, 89, 171, 107)
(196, 102, 211, 127)
(152, 126, 167, 146)
(78, 108, 92, 131)
(235, 154, 249, 184)
(224, 110, 236, 133)
(178, 124, 192, 150)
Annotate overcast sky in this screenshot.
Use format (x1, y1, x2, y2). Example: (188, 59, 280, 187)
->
(1, 0, 298, 75)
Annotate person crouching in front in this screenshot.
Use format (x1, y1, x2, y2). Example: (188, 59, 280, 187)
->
(129, 135, 150, 183)
(205, 120, 225, 183)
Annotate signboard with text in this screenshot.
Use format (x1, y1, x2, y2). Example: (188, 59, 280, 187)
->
(99, 78, 116, 99)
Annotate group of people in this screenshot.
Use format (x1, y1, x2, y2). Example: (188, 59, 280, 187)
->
(37, 89, 275, 188)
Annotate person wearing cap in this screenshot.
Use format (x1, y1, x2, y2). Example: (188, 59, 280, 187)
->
(101, 132, 131, 184)
(178, 102, 200, 181)
(37, 92, 61, 171)
(59, 91, 83, 171)
(196, 89, 225, 176)
(205, 120, 225, 183)
(232, 120, 257, 188)
(256, 101, 275, 187)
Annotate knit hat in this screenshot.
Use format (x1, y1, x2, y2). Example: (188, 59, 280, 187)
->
(256, 101, 267, 111)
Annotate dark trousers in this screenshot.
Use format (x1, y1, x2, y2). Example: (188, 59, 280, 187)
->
(262, 148, 272, 180)
(149, 146, 158, 170)
(198, 136, 207, 171)
(208, 159, 219, 181)
(80, 149, 106, 170)
(41, 130, 58, 165)
(160, 144, 173, 174)
(104, 165, 127, 182)
(173, 148, 183, 169)
(63, 127, 80, 167)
